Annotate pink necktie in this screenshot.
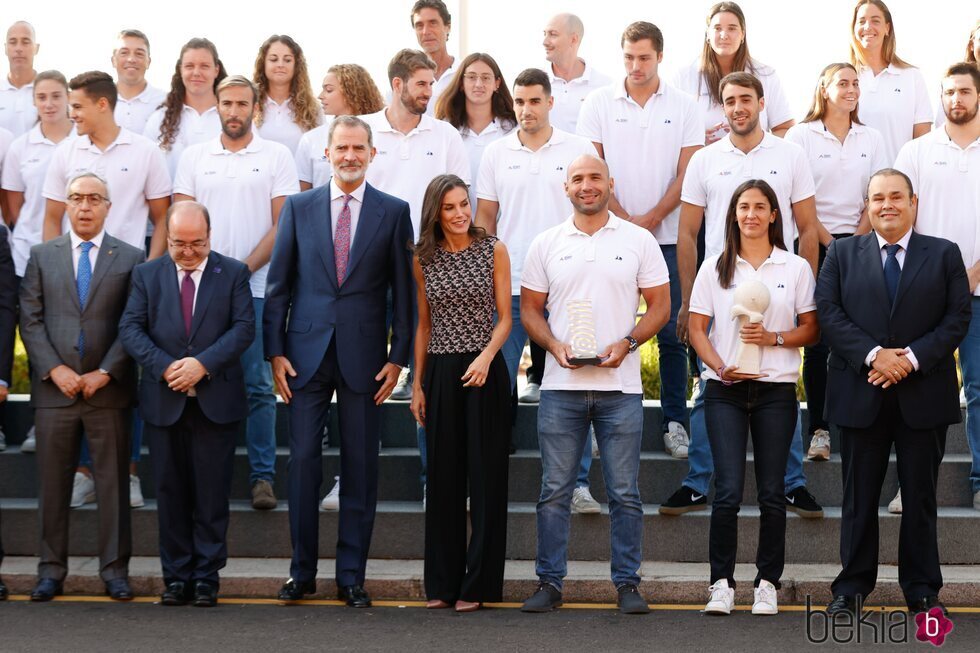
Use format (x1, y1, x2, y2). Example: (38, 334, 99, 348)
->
(335, 194, 352, 285)
(181, 270, 195, 336)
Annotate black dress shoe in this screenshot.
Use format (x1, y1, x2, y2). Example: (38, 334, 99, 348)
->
(278, 578, 316, 601)
(337, 584, 371, 608)
(30, 578, 63, 602)
(161, 581, 191, 606)
(193, 581, 219, 608)
(908, 595, 948, 616)
(105, 578, 133, 601)
(827, 594, 857, 616)
(0, 577, 8, 601)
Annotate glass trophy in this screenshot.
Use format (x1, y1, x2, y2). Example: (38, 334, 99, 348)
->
(567, 299, 605, 365)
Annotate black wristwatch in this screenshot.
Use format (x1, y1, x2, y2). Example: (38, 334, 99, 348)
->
(623, 335, 639, 353)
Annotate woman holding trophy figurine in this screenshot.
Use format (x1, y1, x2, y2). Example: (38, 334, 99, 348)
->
(687, 179, 819, 616)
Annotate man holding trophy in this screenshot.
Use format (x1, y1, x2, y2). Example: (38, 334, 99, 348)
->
(518, 154, 670, 615)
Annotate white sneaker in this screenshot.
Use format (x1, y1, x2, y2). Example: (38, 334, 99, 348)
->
(973, 490, 980, 511)
(422, 483, 426, 511)
(806, 429, 831, 461)
(389, 371, 412, 400)
(590, 430, 599, 458)
(888, 489, 902, 514)
(518, 382, 541, 403)
(752, 580, 779, 615)
(663, 421, 690, 459)
(70, 472, 96, 508)
(0, 427, 6, 451)
(129, 474, 145, 508)
(21, 427, 37, 453)
(320, 476, 340, 511)
(961, 387, 967, 407)
(704, 579, 734, 615)
(571, 486, 601, 514)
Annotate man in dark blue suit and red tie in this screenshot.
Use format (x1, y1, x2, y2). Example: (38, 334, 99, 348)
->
(119, 201, 255, 607)
(264, 115, 414, 607)
(816, 169, 972, 617)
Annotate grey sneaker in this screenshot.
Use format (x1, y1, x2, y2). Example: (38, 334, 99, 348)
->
(663, 421, 689, 459)
(521, 582, 562, 613)
(518, 382, 541, 403)
(617, 584, 650, 614)
(390, 373, 412, 401)
(21, 426, 36, 453)
(251, 480, 277, 510)
(973, 490, 980, 511)
(571, 487, 601, 514)
(806, 429, 831, 461)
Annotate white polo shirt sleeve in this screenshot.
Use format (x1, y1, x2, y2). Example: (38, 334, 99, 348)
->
(575, 89, 605, 145)
(41, 140, 71, 202)
(143, 110, 164, 144)
(2, 134, 25, 192)
(475, 143, 499, 202)
(172, 143, 201, 197)
(294, 128, 317, 184)
(270, 144, 301, 197)
(794, 260, 817, 314)
(789, 144, 817, 203)
(869, 127, 891, 173)
(446, 128, 471, 185)
(143, 146, 173, 200)
(910, 68, 935, 126)
(688, 257, 718, 318)
(759, 69, 794, 129)
(680, 148, 708, 208)
(638, 231, 670, 288)
(893, 138, 920, 191)
(520, 230, 550, 293)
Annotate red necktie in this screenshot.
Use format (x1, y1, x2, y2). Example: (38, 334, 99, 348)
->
(335, 194, 352, 285)
(181, 270, 195, 337)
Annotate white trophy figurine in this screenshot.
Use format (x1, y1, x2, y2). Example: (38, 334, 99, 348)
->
(730, 280, 771, 375)
(567, 299, 602, 365)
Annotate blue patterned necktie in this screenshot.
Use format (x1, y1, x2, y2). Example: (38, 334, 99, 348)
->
(883, 243, 901, 306)
(77, 241, 94, 357)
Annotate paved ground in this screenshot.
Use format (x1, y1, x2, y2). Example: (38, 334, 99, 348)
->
(1, 599, 979, 652)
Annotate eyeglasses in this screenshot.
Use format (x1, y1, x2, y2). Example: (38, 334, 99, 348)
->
(167, 239, 209, 251)
(67, 193, 109, 206)
(463, 73, 495, 85)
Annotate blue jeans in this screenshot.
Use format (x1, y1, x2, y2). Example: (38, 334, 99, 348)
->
(656, 245, 690, 428)
(684, 376, 806, 496)
(535, 390, 643, 590)
(79, 413, 142, 467)
(962, 298, 980, 493)
(705, 380, 797, 588)
(243, 297, 276, 485)
(503, 296, 593, 488)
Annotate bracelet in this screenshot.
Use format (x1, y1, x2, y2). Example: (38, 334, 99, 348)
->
(716, 365, 733, 386)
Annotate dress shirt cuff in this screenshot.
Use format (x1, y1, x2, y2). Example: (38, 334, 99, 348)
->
(864, 346, 883, 368)
(903, 347, 920, 371)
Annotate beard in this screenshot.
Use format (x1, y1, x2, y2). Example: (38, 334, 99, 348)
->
(570, 193, 608, 216)
(946, 101, 979, 126)
(727, 113, 760, 137)
(221, 117, 252, 140)
(399, 87, 429, 116)
(334, 165, 366, 184)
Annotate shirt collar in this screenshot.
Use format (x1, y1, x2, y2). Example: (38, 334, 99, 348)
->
(70, 229, 106, 250)
(719, 130, 776, 154)
(505, 126, 567, 150)
(265, 96, 292, 109)
(435, 56, 459, 83)
(876, 228, 913, 252)
(371, 109, 435, 135)
(78, 127, 133, 152)
(119, 84, 158, 104)
(0, 76, 33, 92)
(208, 132, 265, 155)
(182, 104, 218, 117)
(806, 120, 867, 138)
(330, 177, 367, 204)
(930, 125, 980, 149)
(561, 211, 621, 235)
(613, 78, 666, 102)
(178, 256, 208, 275)
(736, 245, 789, 268)
(547, 59, 594, 84)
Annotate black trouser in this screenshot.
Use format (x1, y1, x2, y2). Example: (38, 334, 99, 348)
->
(704, 380, 797, 589)
(832, 392, 946, 604)
(424, 352, 511, 603)
(525, 341, 547, 386)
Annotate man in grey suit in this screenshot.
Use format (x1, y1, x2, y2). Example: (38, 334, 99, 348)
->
(19, 172, 145, 601)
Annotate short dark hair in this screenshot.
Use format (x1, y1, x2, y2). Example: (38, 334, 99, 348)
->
(166, 200, 211, 232)
(410, 0, 451, 27)
(117, 29, 150, 53)
(621, 21, 664, 52)
(513, 68, 551, 96)
(719, 72, 764, 101)
(69, 71, 118, 110)
(944, 61, 980, 93)
(387, 48, 436, 85)
(868, 168, 914, 198)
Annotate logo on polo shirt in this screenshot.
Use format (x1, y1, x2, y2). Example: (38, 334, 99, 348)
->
(120, 167, 129, 172)
(615, 256, 623, 260)
(719, 171, 732, 176)
(377, 150, 389, 156)
(252, 168, 260, 172)
(204, 170, 217, 175)
(777, 283, 785, 288)
(26, 157, 40, 164)
(818, 154, 832, 159)
(861, 153, 868, 158)
(615, 117, 628, 123)
(507, 164, 521, 170)
(556, 166, 564, 171)
(769, 170, 778, 175)
(426, 151, 434, 156)
(664, 119, 672, 124)
(894, 88, 902, 93)
(933, 160, 948, 166)
(560, 255, 572, 261)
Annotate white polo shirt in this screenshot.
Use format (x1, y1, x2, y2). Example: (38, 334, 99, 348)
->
(690, 247, 816, 384)
(173, 133, 299, 298)
(0, 127, 11, 223)
(0, 77, 36, 137)
(546, 61, 612, 134)
(427, 56, 460, 118)
(362, 109, 469, 237)
(477, 128, 597, 294)
(856, 64, 933, 164)
(521, 213, 669, 393)
(114, 84, 166, 134)
(294, 119, 333, 189)
(42, 127, 172, 250)
(143, 104, 222, 178)
(2, 125, 77, 276)
(671, 59, 794, 137)
(895, 127, 980, 296)
(681, 132, 816, 259)
(577, 79, 704, 245)
(460, 117, 515, 208)
(258, 96, 324, 155)
(785, 121, 889, 235)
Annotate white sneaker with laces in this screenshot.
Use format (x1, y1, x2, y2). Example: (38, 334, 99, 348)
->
(320, 476, 340, 511)
(752, 580, 779, 615)
(129, 474, 145, 508)
(70, 472, 96, 508)
(518, 382, 541, 403)
(571, 486, 601, 514)
(21, 427, 37, 453)
(389, 371, 412, 400)
(806, 429, 831, 461)
(663, 421, 690, 459)
(704, 579, 734, 615)
(888, 489, 902, 514)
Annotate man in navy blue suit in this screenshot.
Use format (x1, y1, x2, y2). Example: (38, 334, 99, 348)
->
(817, 169, 971, 616)
(265, 115, 414, 607)
(119, 201, 255, 608)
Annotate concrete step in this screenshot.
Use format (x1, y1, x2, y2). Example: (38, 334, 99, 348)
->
(1, 396, 971, 454)
(2, 556, 980, 606)
(1, 448, 975, 508)
(3, 499, 980, 564)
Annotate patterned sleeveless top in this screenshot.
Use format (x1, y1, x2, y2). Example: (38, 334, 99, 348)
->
(421, 236, 497, 355)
